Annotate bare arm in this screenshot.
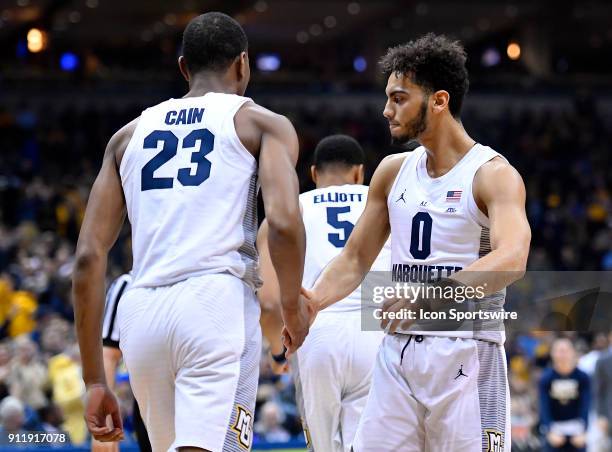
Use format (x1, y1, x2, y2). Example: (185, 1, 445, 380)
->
(309, 154, 404, 311)
(73, 123, 132, 387)
(102, 346, 123, 391)
(236, 104, 308, 351)
(90, 347, 123, 452)
(256, 111, 305, 317)
(256, 219, 285, 356)
(451, 158, 531, 293)
(73, 121, 135, 442)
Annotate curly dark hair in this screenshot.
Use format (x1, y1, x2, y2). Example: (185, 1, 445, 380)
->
(182, 12, 248, 73)
(380, 33, 469, 117)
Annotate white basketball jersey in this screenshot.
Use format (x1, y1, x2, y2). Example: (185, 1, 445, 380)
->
(387, 144, 506, 343)
(120, 93, 260, 289)
(300, 184, 391, 313)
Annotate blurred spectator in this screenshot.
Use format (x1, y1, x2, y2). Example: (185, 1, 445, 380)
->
(39, 403, 68, 435)
(0, 277, 38, 339)
(38, 403, 72, 448)
(48, 344, 86, 445)
(0, 396, 27, 435)
(540, 338, 591, 451)
(255, 401, 291, 443)
(0, 341, 12, 383)
(594, 332, 612, 450)
(510, 359, 541, 451)
(8, 335, 48, 410)
(578, 333, 610, 452)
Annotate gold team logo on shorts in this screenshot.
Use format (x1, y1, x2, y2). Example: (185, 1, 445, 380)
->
(301, 418, 312, 449)
(231, 405, 253, 450)
(484, 429, 503, 452)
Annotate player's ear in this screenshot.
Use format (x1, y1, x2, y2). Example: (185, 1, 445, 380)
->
(432, 90, 449, 115)
(355, 164, 365, 185)
(237, 51, 249, 81)
(310, 165, 318, 184)
(178, 56, 190, 83)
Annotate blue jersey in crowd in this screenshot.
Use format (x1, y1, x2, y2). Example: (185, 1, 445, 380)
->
(539, 367, 590, 431)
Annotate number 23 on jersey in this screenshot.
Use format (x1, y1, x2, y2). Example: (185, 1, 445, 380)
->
(141, 128, 214, 191)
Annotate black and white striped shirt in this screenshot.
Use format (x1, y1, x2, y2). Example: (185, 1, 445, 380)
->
(102, 273, 132, 348)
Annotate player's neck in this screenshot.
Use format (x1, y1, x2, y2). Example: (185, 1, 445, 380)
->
(316, 175, 355, 188)
(420, 116, 476, 178)
(184, 73, 239, 98)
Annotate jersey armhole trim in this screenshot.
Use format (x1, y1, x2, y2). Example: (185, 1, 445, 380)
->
(224, 98, 258, 167)
(466, 153, 508, 228)
(118, 115, 145, 178)
(386, 151, 415, 209)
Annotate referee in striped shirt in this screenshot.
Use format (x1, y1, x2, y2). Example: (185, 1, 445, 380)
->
(92, 273, 151, 452)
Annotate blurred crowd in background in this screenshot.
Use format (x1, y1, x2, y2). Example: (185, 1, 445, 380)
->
(0, 92, 611, 450)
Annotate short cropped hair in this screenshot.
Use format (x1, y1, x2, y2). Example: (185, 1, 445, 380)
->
(380, 33, 469, 117)
(313, 135, 365, 171)
(182, 12, 248, 73)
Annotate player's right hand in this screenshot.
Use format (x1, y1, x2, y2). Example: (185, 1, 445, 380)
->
(84, 383, 124, 443)
(300, 287, 320, 325)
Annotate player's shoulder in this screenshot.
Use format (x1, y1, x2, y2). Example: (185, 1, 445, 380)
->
(377, 151, 414, 174)
(236, 101, 291, 129)
(370, 151, 413, 196)
(234, 101, 294, 156)
(108, 116, 140, 166)
(474, 153, 524, 197)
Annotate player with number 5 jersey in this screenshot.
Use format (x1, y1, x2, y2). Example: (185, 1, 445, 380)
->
(259, 135, 391, 452)
(73, 12, 310, 452)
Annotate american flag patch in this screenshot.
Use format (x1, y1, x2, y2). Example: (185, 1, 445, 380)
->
(446, 190, 462, 202)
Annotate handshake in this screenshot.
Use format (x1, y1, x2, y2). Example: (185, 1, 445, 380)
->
(279, 287, 320, 359)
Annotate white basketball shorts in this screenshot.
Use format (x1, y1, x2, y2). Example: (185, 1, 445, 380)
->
(293, 311, 383, 452)
(118, 273, 261, 452)
(353, 334, 510, 452)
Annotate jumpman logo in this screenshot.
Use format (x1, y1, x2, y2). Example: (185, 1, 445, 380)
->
(455, 364, 468, 379)
(396, 190, 406, 203)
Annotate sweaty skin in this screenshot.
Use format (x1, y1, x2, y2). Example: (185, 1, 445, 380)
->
(73, 52, 308, 444)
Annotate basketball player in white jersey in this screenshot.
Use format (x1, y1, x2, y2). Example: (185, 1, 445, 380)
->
(301, 34, 531, 451)
(258, 135, 391, 452)
(73, 12, 310, 452)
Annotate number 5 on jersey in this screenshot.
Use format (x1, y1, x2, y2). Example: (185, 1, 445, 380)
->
(141, 128, 214, 191)
(327, 206, 354, 247)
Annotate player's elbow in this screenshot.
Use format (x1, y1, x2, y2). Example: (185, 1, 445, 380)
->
(266, 206, 303, 239)
(505, 241, 530, 279)
(73, 245, 104, 280)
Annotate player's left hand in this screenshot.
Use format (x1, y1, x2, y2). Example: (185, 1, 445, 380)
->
(380, 296, 416, 333)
